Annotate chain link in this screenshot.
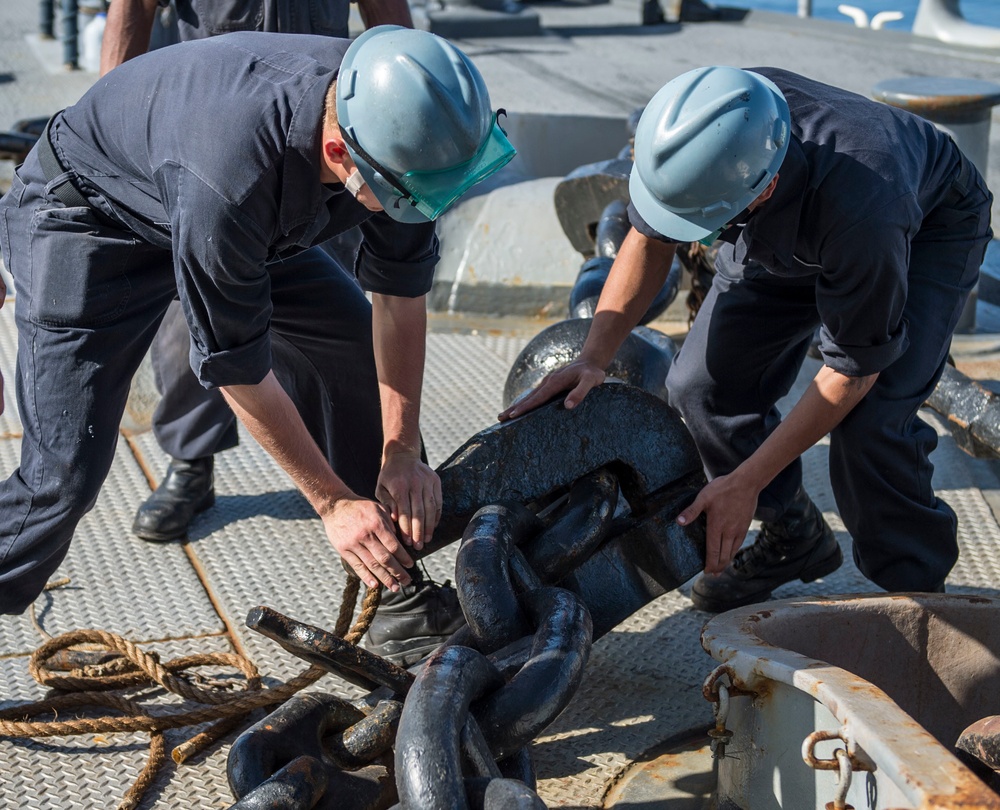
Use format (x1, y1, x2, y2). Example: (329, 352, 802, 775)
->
(230, 388, 708, 810)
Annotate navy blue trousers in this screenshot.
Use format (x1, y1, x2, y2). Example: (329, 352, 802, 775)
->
(0, 153, 382, 613)
(667, 165, 993, 593)
(150, 229, 363, 462)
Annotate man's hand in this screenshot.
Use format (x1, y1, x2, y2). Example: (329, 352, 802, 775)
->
(674, 364, 878, 575)
(376, 451, 442, 551)
(498, 359, 606, 422)
(323, 496, 415, 591)
(676, 473, 761, 575)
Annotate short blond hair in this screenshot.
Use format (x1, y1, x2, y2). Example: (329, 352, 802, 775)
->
(324, 80, 339, 130)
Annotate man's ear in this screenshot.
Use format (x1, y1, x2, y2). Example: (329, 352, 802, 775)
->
(757, 173, 779, 203)
(323, 136, 349, 165)
(746, 173, 779, 213)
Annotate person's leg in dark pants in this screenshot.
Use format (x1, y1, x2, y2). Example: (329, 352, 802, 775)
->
(134, 230, 366, 542)
(667, 248, 819, 517)
(151, 303, 240, 463)
(667, 248, 841, 612)
(831, 167, 993, 593)
(266, 247, 463, 665)
(39, 0, 55, 38)
(60, 0, 79, 69)
(132, 302, 238, 541)
(0, 156, 175, 613)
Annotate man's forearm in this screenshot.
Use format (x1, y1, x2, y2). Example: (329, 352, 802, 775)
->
(101, 0, 160, 75)
(582, 228, 675, 370)
(357, 0, 414, 29)
(738, 365, 879, 490)
(221, 372, 353, 516)
(371, 293, 426, 458)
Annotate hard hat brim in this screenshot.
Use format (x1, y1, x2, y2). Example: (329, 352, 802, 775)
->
(396, 116, 516, 221)
(348, 113, 515, 223)
(628, 166, 732, 243)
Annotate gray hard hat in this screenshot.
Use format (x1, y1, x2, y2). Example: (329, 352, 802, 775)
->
(337, 26, 516, 223)
(630, 66, 790, 242)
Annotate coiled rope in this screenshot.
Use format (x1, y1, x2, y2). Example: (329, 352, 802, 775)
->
(0, 575, 381, 810)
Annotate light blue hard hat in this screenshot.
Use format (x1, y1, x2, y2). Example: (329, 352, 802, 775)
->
(630, 66, 790, 243)
(336, 26, 516, 223)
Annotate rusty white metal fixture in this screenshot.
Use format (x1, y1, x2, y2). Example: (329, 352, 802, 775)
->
(701, 594, 1000, 810)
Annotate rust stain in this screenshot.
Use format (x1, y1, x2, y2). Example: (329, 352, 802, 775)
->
(922, 783, 1000, 809)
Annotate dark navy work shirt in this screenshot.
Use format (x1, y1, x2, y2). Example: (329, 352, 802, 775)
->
(49, 33, 439, 389)
(168, 0, 351, 41)
(629, 67, 963, 377)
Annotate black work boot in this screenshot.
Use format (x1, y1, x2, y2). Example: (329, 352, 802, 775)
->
(132, 457, 215, 542)
(690, 487, 842, 613)
(366, 577, 466, 667)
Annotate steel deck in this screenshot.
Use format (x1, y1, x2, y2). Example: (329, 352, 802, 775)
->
(3, 297, 1000, 808)
(3, 0, 1000, 805)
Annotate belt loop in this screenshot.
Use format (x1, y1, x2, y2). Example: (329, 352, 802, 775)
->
(36, 119, 91, 209)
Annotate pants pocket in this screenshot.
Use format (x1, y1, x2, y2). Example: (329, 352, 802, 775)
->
(28, 204, 134, 327)
(0, 170, 28, 294)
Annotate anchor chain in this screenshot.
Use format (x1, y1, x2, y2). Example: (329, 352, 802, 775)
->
(228, 383, 707, 808)
(230, 473, 701, 806)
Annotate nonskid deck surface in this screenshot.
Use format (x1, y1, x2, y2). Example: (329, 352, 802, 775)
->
(3, 303, 1000, 808)
(3, 0, 1000, 805)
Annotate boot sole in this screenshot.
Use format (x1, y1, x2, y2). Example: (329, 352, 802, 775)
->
(690, 544, 844, 614)
(369, 636, 449, 668)
(132, 491, 216, 543)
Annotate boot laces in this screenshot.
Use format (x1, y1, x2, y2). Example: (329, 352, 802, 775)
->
(731, 524, 799, 576)
(426, 578, 458, 609)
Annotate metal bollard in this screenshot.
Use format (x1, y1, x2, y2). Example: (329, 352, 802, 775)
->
(872, 76, 1000, 333)
(872, 77, 1000, 176)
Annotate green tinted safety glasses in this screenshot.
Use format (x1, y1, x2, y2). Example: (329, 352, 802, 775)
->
(342, 111, 517, 221)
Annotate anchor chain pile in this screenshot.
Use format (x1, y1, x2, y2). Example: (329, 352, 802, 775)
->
(228, 384, 709, 809)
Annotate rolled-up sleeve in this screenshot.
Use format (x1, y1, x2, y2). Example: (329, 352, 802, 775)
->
(627, 201, 681, 244)
(160, 163, 275, 388)
(815, 203, 913, 377)
(355, 212, 439, 297)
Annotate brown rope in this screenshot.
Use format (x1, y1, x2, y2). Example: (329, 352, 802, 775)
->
(0, 573, 382, 810)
